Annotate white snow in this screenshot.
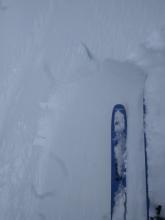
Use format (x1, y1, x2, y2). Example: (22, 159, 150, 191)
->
(113, 188, 126, 220)
(0, 0, 165, 220)
(114, 110, 125, 133)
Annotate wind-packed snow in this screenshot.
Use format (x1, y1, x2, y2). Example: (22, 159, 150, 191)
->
(131, 27, 165, 218)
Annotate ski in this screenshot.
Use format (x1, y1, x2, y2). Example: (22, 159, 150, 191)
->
(111, 104, 127, 220)
(143, 100, 150, 220)
(144, 100, 165, 220)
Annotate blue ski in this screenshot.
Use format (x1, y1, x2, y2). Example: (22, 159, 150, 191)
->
(143, 100, 150, 220)
(111, 104, 127, 220)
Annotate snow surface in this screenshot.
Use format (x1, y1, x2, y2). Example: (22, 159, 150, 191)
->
(0, 0, 165, 220)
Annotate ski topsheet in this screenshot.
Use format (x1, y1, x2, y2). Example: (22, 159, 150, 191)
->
(111, 104, 127, 220)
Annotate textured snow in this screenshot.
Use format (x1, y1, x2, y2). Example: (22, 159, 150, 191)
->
(0, 0, 165, 220)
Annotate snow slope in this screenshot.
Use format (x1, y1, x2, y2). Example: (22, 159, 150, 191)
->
(0, 1, 165, 220)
